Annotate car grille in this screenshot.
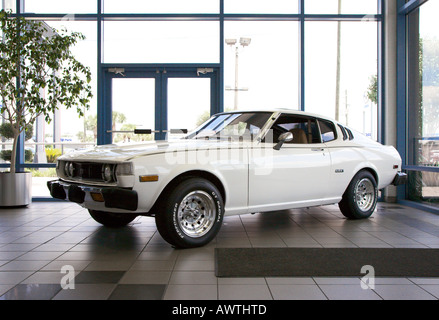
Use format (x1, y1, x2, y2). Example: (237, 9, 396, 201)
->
(58, 160, 115, 184)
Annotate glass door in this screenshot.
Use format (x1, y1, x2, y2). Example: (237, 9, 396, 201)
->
(101, 66, 219, 144)
(111, 78, 156, 143)
(167, 77, 212, 140)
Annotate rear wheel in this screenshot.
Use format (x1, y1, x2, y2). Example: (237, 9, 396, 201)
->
(339, 170, 378, 219)
(155, 178, 224, 248)
(88, 209, 137, 228)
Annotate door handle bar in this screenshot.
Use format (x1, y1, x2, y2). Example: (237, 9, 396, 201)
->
(107, 129, 188, 134)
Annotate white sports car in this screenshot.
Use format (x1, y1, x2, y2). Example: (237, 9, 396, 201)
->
(48, 110, 407, 248)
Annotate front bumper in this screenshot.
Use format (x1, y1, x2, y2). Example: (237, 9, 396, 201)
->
(47, 180, 138, 211)
(392, 172, 408, 186)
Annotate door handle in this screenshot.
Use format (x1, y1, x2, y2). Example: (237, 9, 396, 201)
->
(106, 129, 158, 134)
(162, 129, 188, 134)
(311, 148, 325, 152)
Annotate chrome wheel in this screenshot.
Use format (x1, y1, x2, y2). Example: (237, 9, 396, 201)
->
(355, 178, 375, 212)
(177, 190, 216, 238)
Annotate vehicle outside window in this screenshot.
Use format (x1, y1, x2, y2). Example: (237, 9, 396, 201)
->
(319, 119, 337, 142)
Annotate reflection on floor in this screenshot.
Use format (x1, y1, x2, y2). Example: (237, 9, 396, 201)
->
(1, 202, 439, 300)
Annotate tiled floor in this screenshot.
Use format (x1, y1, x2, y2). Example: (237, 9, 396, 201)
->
(1, 201, 439, 300)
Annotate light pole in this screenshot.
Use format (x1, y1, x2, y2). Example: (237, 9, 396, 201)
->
(335, 0, 342, 122)
(225, 37, 251, 110)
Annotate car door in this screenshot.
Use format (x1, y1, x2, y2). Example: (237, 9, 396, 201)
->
(248, 114, 332, 212)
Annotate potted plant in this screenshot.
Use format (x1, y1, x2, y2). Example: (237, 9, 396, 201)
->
(0, 10, 92, 206)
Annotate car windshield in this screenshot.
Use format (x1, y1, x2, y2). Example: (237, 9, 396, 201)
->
(187, 112, 273, 141)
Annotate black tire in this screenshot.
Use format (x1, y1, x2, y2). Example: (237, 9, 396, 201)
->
(155, 178, 224, 248)
(339, 170, 378, 219)
(88, 209, 137, 228)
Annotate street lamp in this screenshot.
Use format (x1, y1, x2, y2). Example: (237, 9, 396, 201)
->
(225, 38, 237, 46)
(225, 37, 251, 110)
(239, 37, 251, 47)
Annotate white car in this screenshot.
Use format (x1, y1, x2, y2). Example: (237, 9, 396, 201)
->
(48, 110, 407, 248)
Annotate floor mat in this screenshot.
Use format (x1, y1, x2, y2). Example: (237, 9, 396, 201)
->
(215, 247, 439, 277)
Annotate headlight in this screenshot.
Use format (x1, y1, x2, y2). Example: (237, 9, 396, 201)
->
(63, 162, 69, 176)
(115, 162, 134, 176)
(64, 162, 75, 178)
(102, 164, 115, 182)
(68, 163, 75, 177)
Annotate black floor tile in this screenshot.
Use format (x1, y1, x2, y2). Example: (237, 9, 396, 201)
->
(0, 284, 62, 300)
(74, 271, 126, 284)
(108, 284, 166, 300)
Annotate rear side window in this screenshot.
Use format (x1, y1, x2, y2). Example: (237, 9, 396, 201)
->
(337, 124, 348, 140)
(345, 127, 354, 140)
(318, 119, 337, 143)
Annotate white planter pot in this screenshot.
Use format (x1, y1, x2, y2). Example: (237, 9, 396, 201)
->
(0, 172, 32, 207)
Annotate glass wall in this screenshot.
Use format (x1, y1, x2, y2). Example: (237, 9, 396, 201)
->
(22, 0, 96, 13)
(0, 0, 383, 199)
(405, 0, 439, 208)
(0, 0, 15, 12)
(305, 21, 378, 139)
(224, 21, 299, 111)
(103, 20, 220, 64)
(102, 0, 219, 14)
(0, 4, 98, 198)
(305, 0, 378, 14)
(28, 20, 97, 197)
(224, 0, 299, 14)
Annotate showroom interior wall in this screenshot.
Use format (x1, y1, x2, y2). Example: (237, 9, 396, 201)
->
(3, 0, 434, 213)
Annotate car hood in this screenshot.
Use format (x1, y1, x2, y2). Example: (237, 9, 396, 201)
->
(58, 139, 250, 163)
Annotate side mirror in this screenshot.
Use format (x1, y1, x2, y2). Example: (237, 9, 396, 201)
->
(273, 132, 293, 150)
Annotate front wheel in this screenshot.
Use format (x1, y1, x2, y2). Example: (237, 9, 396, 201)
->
(339, 170, 378, 219)
(88, 209, 137, 228)
(155, 178, 224, 248)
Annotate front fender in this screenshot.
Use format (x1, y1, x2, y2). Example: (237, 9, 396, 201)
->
(131, 148, 249, 215)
